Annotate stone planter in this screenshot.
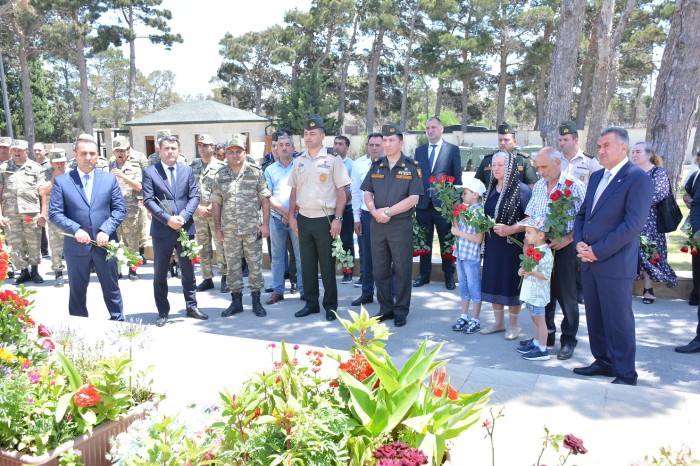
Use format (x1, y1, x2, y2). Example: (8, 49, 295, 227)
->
(0, 398, 160, 466)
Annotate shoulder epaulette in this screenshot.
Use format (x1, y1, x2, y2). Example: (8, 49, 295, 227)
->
(583, 151, 594, 159)
(371, 157, 383, 164)
(517, 151, 531, 159)
(404, 156, 419, 165)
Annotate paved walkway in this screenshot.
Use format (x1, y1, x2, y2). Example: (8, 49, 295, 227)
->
(21, 258, 700, 465)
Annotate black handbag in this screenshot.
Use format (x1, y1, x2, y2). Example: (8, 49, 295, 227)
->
(656, 171, 683, 233)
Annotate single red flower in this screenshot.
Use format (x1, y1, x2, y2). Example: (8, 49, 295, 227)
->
(653, 253, 660, 260)
(446, 175, 455, 184)
(692, 249, 699, 256)
(565, 179, 574, 187)
(532, 251, 542, 262)
(550, 190, 562, 201)
(190, 256, 202, 264)
(41, 339, 55, 352)
(429, 176, 437, 183)
(453, 205, 461, 218)
(431, 367, 458, 401)
(253, 407, 261, 418)
(73, 384, 101, 407)
(24, 216, 32, 224)
(526, 247, 536, 257)
(439, 174, 447, 182)
(38, 324, 52, 337)
(563, 434, 588, 455)
(681, 245, 689, 253)
(564, 189, 572, 198)
(412, 250, 420, 257)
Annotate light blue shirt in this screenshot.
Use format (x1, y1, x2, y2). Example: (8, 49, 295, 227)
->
(351, 155, 373, 221)
(77, 168, 93, 204)
(264, 159, 295, 219)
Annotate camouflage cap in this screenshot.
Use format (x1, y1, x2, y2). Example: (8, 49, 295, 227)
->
(156, 129, 171, 140)
(10, 139, 28, 150)
(0, 137, 11, 147)
(382, 122, 403, 137)
(497, 122, 515, 135)
(304, 114, 325, 130)
(226, 133, 247, 150)
(558, 120, 578, 136)
(48, 148, 67, 162)
(112, 136, 130, 150)
(196, 134, 213, 145)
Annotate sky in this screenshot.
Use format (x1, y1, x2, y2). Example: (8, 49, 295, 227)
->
(122, 0, 312, 97)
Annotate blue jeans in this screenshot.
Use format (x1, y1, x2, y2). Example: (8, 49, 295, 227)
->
(270, 216, 303, 295)
(456, 258, 481, 302)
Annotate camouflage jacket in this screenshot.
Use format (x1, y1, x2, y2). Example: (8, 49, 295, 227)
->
(211, 161, 271, 235)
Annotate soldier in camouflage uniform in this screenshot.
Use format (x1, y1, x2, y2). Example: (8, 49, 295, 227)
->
(0, 137, 11, 163)
(38, 148, 68, 287)
(0, 139, 45, 284)
(474, 122, 538, 188)
(191, 134, 228, 293)
(110, 136, 145, 280)
(212, 134, 271, 318)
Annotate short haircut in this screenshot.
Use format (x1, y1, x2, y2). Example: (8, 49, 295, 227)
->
(427, 116, 443, 126)
(277, 133, 295, 146)
(158, 135, 180, 147)
(334, 135, 350, 146)
(215, 143, 225, 151)
(366, 132, 383, 144)
(601, 126, 629, 147)
(75, 138, 97, 151)
(538, 146, 562, 163)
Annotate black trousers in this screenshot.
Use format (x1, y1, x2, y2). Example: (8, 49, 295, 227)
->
(416, 203, 454, 280)
(297, 214, 337, 311)
(371, 217, 412, 319)
(690, 253, 700, 303)
(544, 242, 579, 345)
(153, 232, 197, 315)
(340, 204, 355, 270)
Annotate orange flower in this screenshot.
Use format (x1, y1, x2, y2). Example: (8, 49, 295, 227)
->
(431, 367, 458, 400)
(73, 384, 101, 407)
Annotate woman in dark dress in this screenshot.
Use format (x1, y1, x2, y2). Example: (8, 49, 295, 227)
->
(480, 151, 532, 339)
(630, 142, 678, 304)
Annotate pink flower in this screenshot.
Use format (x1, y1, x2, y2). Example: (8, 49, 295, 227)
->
(38, 324, 52, 337)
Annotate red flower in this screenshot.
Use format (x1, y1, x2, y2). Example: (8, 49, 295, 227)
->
(565, 179, 574, 187)
(653, 253, 660, 260)
(253, 407, 261, 418)
(550, 190, 562, 201)
(453, 205, 461, 218)
(41, 339, 55, 352)
(564, 189, 572, 198)
(681, 246, 689, 253)
(73, 384, 101, 407)
(431, 367, 458, 401)
(692, 249, 699, 256)
(439, 174, 447, 182)
(526, 247, 536, 257)
(24, 216, 32, 224)
(339, 353, 375, 383)
(532, 250, 542, 262)
(38, 324, 52, 337)
(412, 250, 419, 257)
(563, 434, 588, 455)
(429, 176, 437, 183)
(190, 256, 202, 264)
(446, 176, 455, 184)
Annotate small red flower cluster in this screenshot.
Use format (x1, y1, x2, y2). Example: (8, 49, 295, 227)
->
(374, 442, 428, 466)
(190, 256, 202, 264)
(0, 242, 9, 280)
(452, 203, 468, 218)
(130, 260, 144, 272)
(412, 249, 430, 257)
(428, 174, 456, 184)
(550, 179, 574, 202)
(441, 246, 457, 263)
(0, 289, 30, 310)
(525, 247, 542, 262)
(681, 245, 699, 256)
(73, 384, 101, 408)
(306, 350, 323, 368)
(338, 353, 374, 382)
(649, 253, 661, 265)
(341, 266, 353, 274)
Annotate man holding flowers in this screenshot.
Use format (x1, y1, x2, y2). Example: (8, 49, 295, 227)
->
(523, 147, 585, 360)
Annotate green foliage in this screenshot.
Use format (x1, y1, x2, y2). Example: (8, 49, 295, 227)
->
(414, 110, 460, 131)
(278, 66, 339, 134)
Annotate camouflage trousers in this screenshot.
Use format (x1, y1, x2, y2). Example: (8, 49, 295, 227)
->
(194, 215, 227, 279)
(6, 212, 41, 269)
(223, 231, 263, 292)
(138, 202, 149, 247)
(118, 202, 145, 253)
(47, 221, 65, 272)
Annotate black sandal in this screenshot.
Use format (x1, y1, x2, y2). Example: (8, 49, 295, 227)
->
(642, 287, 655, 304)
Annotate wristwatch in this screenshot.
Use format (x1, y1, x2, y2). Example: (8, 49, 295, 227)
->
(383, 208, 392, 218)
(334, 216, 343, 222)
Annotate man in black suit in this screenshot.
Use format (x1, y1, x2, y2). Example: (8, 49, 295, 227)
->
(413, 116, 462, 290)
(573, 127, 653, 386)
(142, 135, 207, 327)
(48, 137, 126, 321)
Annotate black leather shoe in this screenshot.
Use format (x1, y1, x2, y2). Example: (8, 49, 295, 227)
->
(290, 283, 298, 294)
(412, 277, 430, 287)
(675, 340, 700, 354)
(577, 290, 585, 305)
(372, 312, 395, 322)
(196, 278, 214, 292)
(155, 315, 168, 327)
(573, 364, 614, 377)
(265, 286, 274, 293)
(611, 377, 637, 386)
(326, 310, 337, 321)
(186, 308, 209, 320)
(295, 306, 320, 317)
(351, 294, 374, 306)
(394, 316, 407, 327)
(444, 276, 455, 290)
(557, 344, 575, 360)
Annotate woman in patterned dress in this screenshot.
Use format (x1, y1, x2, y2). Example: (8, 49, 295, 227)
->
(630, 142, 678, 304)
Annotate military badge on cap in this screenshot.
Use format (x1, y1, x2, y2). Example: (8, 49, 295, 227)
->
(304, 114, 325, 130)
(48, 148, 67, 162)
(497, 122, 514, 135)
(558, 121, 578, 136)
(382, 122, 402, 136)
(10, 139, 28, 150)
(197, 134, 213, 145)
(226, 133, 247, 150)
(112, 136, 130, 150)
(156, 129, 171, 140)
(0, 137, 11, 147)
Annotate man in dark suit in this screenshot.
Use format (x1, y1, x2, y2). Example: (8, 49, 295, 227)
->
(413, 116, 462, 290)
(49, 137, 126, 321)
(142, 135, 207, 327)
(573, 127, 653, 386)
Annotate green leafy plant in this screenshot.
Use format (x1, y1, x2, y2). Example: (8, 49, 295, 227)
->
(412, 215, 431, 257)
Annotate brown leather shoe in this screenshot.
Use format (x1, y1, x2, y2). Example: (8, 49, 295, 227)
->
(266, 292, 284, 305)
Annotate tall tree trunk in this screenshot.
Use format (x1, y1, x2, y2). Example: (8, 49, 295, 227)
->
(365, 26, 385, 132)
(17, 35, 35, 148)
(630, 81, 644, 127)
(400, 1, 420, 129)
(496, 4, 508, 125)
(604, 0, 636, 110)
(575, 19, 597, 130)
(646, 0, 700, 192)
(337, 2, 361, 129)
(540, 0, 587, 146)
(435, 78, 444, 117)
(585, 0, 614, 155)
(692, 97, 700, 156)
(74, 15, 93, 134)
(461, 77, 470, 133)
(127, 5, 136, 122)
(534, 21, 554, 132)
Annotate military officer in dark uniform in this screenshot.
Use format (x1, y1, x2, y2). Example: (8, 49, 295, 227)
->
(474, 122, 538, 187)
(361, 123, 424, 327)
